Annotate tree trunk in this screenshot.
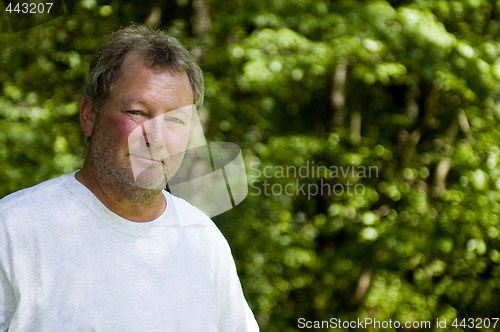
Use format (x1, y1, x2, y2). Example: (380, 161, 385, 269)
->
(330, 58, 347, 128)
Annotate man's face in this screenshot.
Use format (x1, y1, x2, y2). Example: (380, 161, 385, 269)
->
(88, 51, 194, 198)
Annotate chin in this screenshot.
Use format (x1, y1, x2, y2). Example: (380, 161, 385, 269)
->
(133, 170, 167, 190)
(130, 158, 182, 190)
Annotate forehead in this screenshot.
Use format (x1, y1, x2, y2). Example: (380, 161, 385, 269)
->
(111, 51, 193, 102)
(117, 51, 189, 86)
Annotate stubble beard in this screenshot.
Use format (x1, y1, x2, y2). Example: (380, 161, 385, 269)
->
(88, 142, 188, 205)
(90, 146, 162, 205)
(88, 117, 189, 205)
(87, 122, 168, 205)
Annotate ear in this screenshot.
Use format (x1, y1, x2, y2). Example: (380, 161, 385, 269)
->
(80, 97, 97, 137)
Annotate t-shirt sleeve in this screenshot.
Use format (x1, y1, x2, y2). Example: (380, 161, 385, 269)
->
(216, 241, 259, 332)
(244, 301, 260, 331)
(0, 219, 16, 332)
(0, 264, 16, 332)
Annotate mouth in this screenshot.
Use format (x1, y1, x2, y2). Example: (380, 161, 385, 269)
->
(129, 154, 169, 184)
(129, 154, 165, 164)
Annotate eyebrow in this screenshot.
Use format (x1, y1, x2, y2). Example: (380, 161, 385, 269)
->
(123, 98, 147, 105)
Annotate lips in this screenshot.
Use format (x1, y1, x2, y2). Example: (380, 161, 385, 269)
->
(129, 153, 165, 164)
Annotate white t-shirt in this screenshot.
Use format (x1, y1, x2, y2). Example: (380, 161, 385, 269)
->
(0, 173, 258, 331)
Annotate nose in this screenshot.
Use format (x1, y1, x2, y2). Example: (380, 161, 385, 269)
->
(142, 114, 166, 148)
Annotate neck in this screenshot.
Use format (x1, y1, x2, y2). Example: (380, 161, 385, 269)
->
(76, 160, 166, 222)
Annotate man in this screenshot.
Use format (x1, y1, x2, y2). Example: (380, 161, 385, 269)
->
(0, 25, 258, 331)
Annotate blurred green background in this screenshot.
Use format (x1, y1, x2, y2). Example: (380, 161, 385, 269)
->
(2, 0, 500, 330)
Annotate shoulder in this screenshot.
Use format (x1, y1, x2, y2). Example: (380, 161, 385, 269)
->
(0, 174, 77, 228)
(164, 191, 215, 228)
(164, 191, 233, 252)
(0, 174, 70, 212)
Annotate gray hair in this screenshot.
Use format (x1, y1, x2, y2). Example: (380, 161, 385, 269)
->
(83, 25, 204, 113)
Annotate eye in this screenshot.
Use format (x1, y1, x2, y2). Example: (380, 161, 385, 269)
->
(126, 110, 143, 116)
(166, 117, 185, 125)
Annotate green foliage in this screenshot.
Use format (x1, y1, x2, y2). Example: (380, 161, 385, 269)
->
(1, 0, 500, 330)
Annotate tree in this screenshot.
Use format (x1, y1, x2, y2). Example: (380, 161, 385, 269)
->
(1, 0, 500, 330)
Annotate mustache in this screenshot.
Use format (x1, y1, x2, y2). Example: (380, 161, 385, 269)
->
(128, 153, 165, 163)
(127, 151, 184, 163)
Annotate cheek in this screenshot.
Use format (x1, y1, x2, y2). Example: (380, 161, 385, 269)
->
(165, 129, 191, 150)
(106, 115, 138, 149)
